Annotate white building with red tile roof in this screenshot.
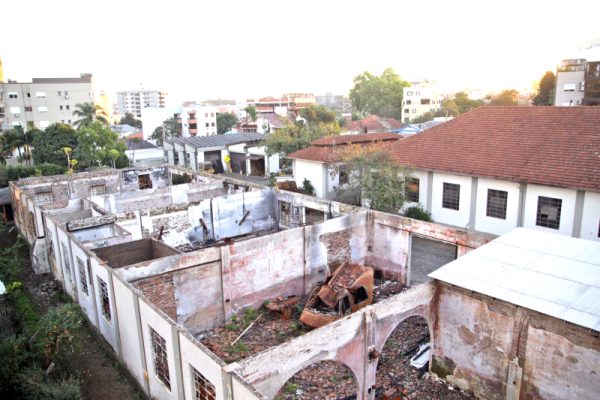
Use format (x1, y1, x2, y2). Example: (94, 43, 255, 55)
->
(387, 106, 600, 240)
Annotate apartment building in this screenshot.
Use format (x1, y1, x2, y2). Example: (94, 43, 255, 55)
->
(117, 89, 167, 118)
(401, 82, 444, 123)
(176, 104, 217, 137)
(554, 50, 600, 106)
(246, 93, 315, 116)
(0, 74, 94, 131)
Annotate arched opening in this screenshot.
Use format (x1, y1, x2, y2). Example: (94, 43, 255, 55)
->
(375, 315, 456, 398)
(274, 360, 358, 400)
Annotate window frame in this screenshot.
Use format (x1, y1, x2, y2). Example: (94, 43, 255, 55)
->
(405, 177, 420, 203)
(442, 182, 460, 210)
(150, 328, 171, 390)
(536, 196, 562, 230)
(486, 189, 508, 220)
(77, 257, 89, 295)
(98, 278, 112, 322)
(191, 365, 216, 400)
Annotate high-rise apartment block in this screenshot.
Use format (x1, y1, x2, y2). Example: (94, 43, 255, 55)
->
(117, 90, 167, 118)
(0, 73, 94, 132)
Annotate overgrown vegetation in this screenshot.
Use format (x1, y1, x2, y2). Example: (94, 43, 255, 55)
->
(404, 206, 433, 222)
(0, 163, 67, 188)
(0, 233, 84, 399)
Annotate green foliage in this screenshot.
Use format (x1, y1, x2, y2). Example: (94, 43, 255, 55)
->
(453, 92, 483, 114)
(301, 179, 315, 195)
(0, 125, 36, 165)
(299, 105, 337, 125)
(31, 124, 78, 166)
(489, 89, 519, 106)
(0, 336, 30, 398)
(227, 342, 249, 354)
(73, 102, 108, 128)
(267, 176, 276, 187)
(284, 382, 299, 394)
(150, 117, 182, 146)
(118, 113, 142, 128)
(225, 323, 239, 331)
(533, 71, 556, 106)
(332, 146, 407, 213)
(244, 105, 257, 122)
(404, 205, 433, 222)
(216, 112, 239, 134)
(264, 119, 340, 157)
(6, 280, 23, 293)
(19, 368, 82, 400)
(74, 121, 127, 169)
(349, 68, 410, 119)
(0, 163, 67, 187)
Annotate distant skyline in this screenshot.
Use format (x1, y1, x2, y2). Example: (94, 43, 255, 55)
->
(2, 0, 599, 105)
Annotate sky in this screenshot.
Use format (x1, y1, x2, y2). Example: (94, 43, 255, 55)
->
(2, 0, 599, 105)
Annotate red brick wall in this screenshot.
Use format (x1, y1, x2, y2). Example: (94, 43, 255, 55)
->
(320, 228, 352, 270)
(134, 274, 177, 321)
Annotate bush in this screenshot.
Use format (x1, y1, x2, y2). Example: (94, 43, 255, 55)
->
(404, 205, 432, 222)
(0, 164, 67, 187)
(301, 178, 315, 195)
(19, 368, 82, 400)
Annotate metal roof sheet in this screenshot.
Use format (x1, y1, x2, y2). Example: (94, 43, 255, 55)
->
(186, 133, 264, 149)
(429, 228, 600, 332)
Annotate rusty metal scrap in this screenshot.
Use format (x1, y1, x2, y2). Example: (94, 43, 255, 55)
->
(265, 296, 300, 320)
(300, 261, 374, 328)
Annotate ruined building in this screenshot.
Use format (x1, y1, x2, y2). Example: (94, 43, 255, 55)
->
(9, 165, 600, 400)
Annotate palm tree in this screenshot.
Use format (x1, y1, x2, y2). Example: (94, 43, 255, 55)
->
(0, 126, 35, 165)
(73, 102, 109, 128)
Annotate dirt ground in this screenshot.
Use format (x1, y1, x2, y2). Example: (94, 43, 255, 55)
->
(1, 225, 146, 400)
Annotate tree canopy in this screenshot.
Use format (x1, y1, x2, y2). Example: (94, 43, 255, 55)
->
(73, 102, 109, 128)
(299, 105, 337, 124)
(150, 117, 182, 146)
(349, 68, 410, 119)
(453, 92, 483, 113)
(73, 122, 127, 169)
(331, 145, 407, 213)
(31, 123, 78, 166)
(118, 113, 142, 128)
(216, 113, 238, 134)
(244, 105, 257, 122)
(533, 71, 556, 106)
(0, 126, 36, 165)
(488, 90, 519, 106)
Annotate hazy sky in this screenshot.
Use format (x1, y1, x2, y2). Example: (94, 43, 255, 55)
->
(2, 0, 599, 104)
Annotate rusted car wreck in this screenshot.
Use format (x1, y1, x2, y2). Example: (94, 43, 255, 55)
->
(300, 261, 374, 328)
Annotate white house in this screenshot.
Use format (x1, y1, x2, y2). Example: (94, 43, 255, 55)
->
(388, 106, 600, 241)
(287, 133, 401, 198)
(126, 139, 165, 167)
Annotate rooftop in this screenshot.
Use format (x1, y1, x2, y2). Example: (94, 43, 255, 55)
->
(168, 132, 264, 149)
(344, 115, 404, 133)
(387, 106, 600, 191)
(287, 132, 401, 163)
(430, 228, 600, 331)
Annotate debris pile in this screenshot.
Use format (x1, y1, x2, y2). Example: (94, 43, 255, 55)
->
(300, 261, 374, 328)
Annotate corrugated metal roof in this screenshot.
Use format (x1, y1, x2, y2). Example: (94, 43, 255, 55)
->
(165, 133, 264, 149)
(429, 228, 600, 332)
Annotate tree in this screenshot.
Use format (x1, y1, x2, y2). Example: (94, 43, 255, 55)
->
(118, 113, 142, 128)
(73, 102, 108, 128)
(488, 90, 519, 106)
(244, 105, 257, 122)
(31, 123, 78, 166)
(264, 118, 340, 157)
(349, 68, 410, 119)
(216, 113, 238, 134)
(533, 71, 556, 106)
(150, 117, 182, 146)
(453, 92, 483, 114)
(74, 122, 126, 169)
(331, 145, 407, 213)
(299, 105, 337, 125)
(0, 126, 36, 165)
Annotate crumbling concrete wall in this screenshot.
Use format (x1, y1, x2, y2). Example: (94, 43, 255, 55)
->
(93, 238, 180, 269)
(212, 189, 277, 240)
(121, 167, 170, 192)
(304, 212, 369, 291)
(221, 227, 305, 317)
(235, 282, 435, 400)
(367, 211, 495, 285)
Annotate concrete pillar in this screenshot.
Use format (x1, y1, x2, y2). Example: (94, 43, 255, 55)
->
(189, 151, 198, 171)
(468, 177, 478, 230)
(426, 171, 434, 212)
(517, 183, 527, 227)
(167, 148, 175, 165)
(177, 150, 185, 167)
(133, 293, 151, 396)
(245, 149, 251, 176)
(170, 326, 185, 400)
(505, 357, 523, 400)
(363, 307, 377, 400)
(572, 190, 585, 238)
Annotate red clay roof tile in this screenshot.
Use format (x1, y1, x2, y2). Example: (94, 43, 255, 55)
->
(386, 106, 600, 191)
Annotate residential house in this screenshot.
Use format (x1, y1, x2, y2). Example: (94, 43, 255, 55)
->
(388, 106, 600, 241)
(287, 132, 401, 198)
(401, 82, 444, 123)
(343, 115, 404, 134)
